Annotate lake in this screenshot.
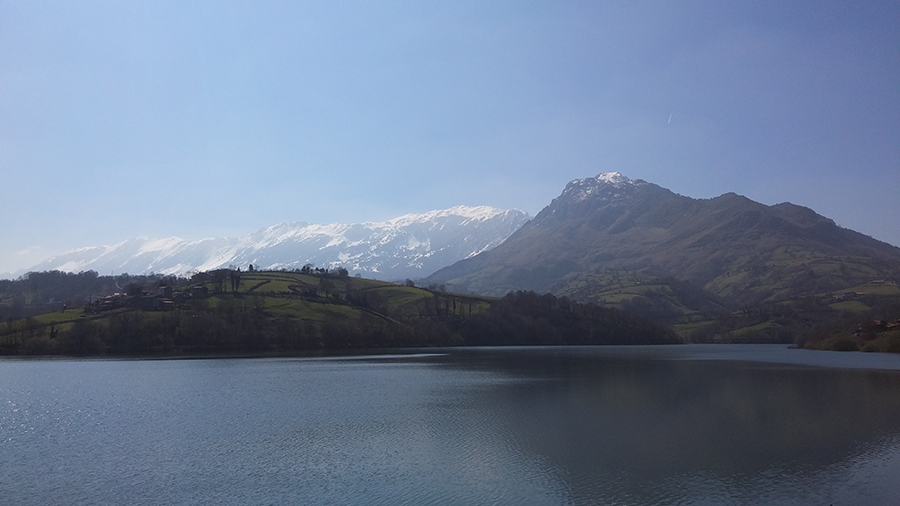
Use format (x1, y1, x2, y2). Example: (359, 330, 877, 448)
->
(3, 345, 900, 505)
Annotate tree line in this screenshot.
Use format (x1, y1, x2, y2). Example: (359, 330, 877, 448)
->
(2, 281, 678, 356)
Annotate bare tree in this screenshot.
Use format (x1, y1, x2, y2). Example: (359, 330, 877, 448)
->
(319, 278, 335, 298)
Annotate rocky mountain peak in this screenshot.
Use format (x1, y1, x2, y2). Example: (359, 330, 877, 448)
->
(559, 172, 648, 203)
(426, 173, 900, 306)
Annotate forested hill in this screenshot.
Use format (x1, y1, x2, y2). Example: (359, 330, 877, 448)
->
(0, 269, 678, 356)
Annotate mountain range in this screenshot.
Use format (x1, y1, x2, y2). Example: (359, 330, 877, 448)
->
(16, 171, 900, 317)
(15, 206, 530, 281)
(10, 171, 900, 346)
(426, 172, 900, 314)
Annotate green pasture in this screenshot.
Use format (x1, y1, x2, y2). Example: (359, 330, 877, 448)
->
(672, 320, 714, 339)
(259, 296, 362, 321)
(834, 282, 900, 296)
(828, 300, 870, 313)
(28, 308, 87, 325)
(728, 320, 778, 337)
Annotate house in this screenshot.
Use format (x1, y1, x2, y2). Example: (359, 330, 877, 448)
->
(130, 296, 175, 311)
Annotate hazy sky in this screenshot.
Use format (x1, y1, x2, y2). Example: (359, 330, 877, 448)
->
(2, 1, 898, 275)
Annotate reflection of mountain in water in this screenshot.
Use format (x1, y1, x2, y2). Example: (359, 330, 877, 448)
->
(434, 346, 900, 505)
(3, 347, 898, 505)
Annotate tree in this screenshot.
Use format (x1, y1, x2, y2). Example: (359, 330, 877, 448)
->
(229, 270, 242, 293)
(124, 282, 143, 296)
(319, 278, 335, 298)
(210, 269, 228, 293)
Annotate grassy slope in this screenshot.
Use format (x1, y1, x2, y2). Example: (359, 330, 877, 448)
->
(551, 258, 900, 347)
(5, 270, 895, 352)
(0, 271, 497, 353)
(675, 281, 900, 345)
(553, 270, 727, 327)
(702, 246, 889, 305)
(195, 272, 492, 327)
(1, 269, 682, 356)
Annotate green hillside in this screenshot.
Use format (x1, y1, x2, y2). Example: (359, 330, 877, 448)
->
(0, 269, 677, 356)
(552, 270, 728, 325)
(669, 280, 900, 349)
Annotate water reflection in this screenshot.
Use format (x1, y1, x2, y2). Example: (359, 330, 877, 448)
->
(432, 347, 900, 504)
(2, 347, 900, 505)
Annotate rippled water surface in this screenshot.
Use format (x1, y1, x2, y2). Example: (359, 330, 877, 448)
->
(3, 345, 900, 505)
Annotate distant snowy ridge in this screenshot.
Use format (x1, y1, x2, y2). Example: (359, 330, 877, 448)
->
(19, 206, 530, 280)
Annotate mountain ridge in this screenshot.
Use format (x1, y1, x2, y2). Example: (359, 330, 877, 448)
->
(426, 172, 900, 307)
(14, 206, 530, 281)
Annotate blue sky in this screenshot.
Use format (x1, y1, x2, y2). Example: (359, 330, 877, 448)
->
(2, 1, 898, 275)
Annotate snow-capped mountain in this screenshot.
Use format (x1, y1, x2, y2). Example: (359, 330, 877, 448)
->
(20, 206, 531, 281)
(559, 171, 648, 202)
(426, 172, 900, 303)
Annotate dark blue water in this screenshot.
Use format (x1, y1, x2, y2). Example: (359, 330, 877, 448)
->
(2, 345, 900, 505)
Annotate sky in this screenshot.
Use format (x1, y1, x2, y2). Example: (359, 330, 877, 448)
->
(2, 1, 899, 276)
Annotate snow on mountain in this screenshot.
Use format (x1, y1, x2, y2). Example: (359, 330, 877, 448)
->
(562, 172, 648, 202)
(19, 206, 530, 281)
(597, 171, 641, 186)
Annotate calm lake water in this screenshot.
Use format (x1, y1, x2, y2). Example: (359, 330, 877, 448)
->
(3, 345, 900, 505)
